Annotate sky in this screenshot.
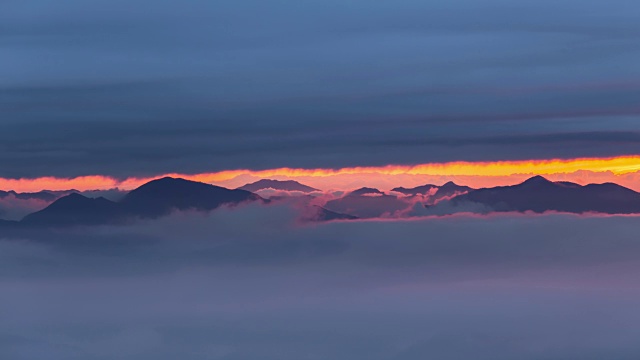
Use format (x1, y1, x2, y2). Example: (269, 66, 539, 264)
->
(2, 0, 640, 185)
(4, 2, 640, 358)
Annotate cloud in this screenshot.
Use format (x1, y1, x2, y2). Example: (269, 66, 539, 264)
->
(251, 188, 323, 199)
(1, 0, 640, 177)
(0, 195, 50, 220)
(2, 206, 640, 359)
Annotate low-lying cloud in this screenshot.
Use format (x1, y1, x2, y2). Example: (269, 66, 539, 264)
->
(0, 195, 50, 221)
(2, 204, 640, 359)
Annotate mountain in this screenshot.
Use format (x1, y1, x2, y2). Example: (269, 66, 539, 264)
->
(348, 187, 384, 196)
(392, 182, 472, 197)
(450, 175, 640, 214)
(121, 177, 262, 218)
(0, 190, 60, 202)
(324, 187, 411, 218)
(22, 193, 122, 226)
(433, 181, 473, 199)
(238, 179, 319, 193)
(392, 181, 473, 206)
(19, 177, 264, 227)
(392, 184, 438, 195)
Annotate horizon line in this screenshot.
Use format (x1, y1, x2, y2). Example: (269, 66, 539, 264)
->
(2, 155, 640, 193)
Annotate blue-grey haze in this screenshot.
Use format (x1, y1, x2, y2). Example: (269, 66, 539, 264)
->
(2, 205, 640, 359)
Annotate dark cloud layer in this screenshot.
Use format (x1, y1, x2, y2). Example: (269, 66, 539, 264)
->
(2, 206, 640, 359)
(2, 0, 640, 177)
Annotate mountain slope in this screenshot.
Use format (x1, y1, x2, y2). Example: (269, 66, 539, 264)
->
(0, 190, 60, 202)
(121, 177, 263, 218)
(433, 181, 473, 200)
(21, 193, 122, 226)
(18, 177, 264, 226)
(392, 184, 438, 195)
(451, 176, 640, 214)
(393, 182, 472, 197)
(324, 188, 411, 218)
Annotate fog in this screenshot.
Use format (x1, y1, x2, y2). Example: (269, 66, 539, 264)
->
(0, 196, 50, 221)
(2, 204, 640, 359)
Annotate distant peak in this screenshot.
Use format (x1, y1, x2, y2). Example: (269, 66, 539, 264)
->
(238, 179, 319, 193)
(47, 192, 97, 207)
(349, 187, 383, 196)
(64, 192, 89, 200)
(526, 175, 550, 182)
(441, 181, 459, 187)
(255, 179, 291, 184)
(151, 176, 181, 183)
(520, 175, 553, 186)
(138, 177, 206, 188)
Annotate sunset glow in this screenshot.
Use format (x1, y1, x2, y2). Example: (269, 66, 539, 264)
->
(3, 155, 640, 193)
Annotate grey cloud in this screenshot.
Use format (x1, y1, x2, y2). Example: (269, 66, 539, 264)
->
(2, 0, 640, 177)
(1, 118, 640, 178)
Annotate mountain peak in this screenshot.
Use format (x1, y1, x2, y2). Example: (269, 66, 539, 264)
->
(121, 177, 261, 219)
(391, 184, 437, 195)
(349, 187, 383, 196)
(238, 179, 319, 193)
(54, 192, 91, 204)
(144, 177, 188, 186)
(441, 181, 460, 188)
(520, 175, 553, 186)
(19, 177, 263, 226)
(21, 193, 120, 226)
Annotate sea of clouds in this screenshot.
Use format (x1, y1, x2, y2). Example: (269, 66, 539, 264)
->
(2, 203, 640, 359)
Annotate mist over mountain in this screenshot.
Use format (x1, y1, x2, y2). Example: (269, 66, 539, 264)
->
(324, 187, 411, 218)
(0, 190, 59, 202)
(3, 176, 640, 228)
(393, 181, 474, 205)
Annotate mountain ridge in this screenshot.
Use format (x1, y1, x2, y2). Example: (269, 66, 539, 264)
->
(238, 179, 319, 193)
(20, 177, 264, 227)
(451, 176, 640, 214)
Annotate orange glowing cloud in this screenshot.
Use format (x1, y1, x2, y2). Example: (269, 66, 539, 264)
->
(2, 155, 640, 193)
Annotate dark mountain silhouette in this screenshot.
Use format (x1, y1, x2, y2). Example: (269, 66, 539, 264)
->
(348, 187, 384, 196)
(451, 175, 640, 214)
(8, 175, 640, 226)
(22, 193, 122, 226)
(121, 177, 262, 218)
(392, 181, 473, 206)
(392, 182, 472, 197)
(392, 184, 438, 195)
(19, 177, 264, 227)
(433, 181, 473, 199)
(238, 179, 319, 193)
(324, 188, 411, 218)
